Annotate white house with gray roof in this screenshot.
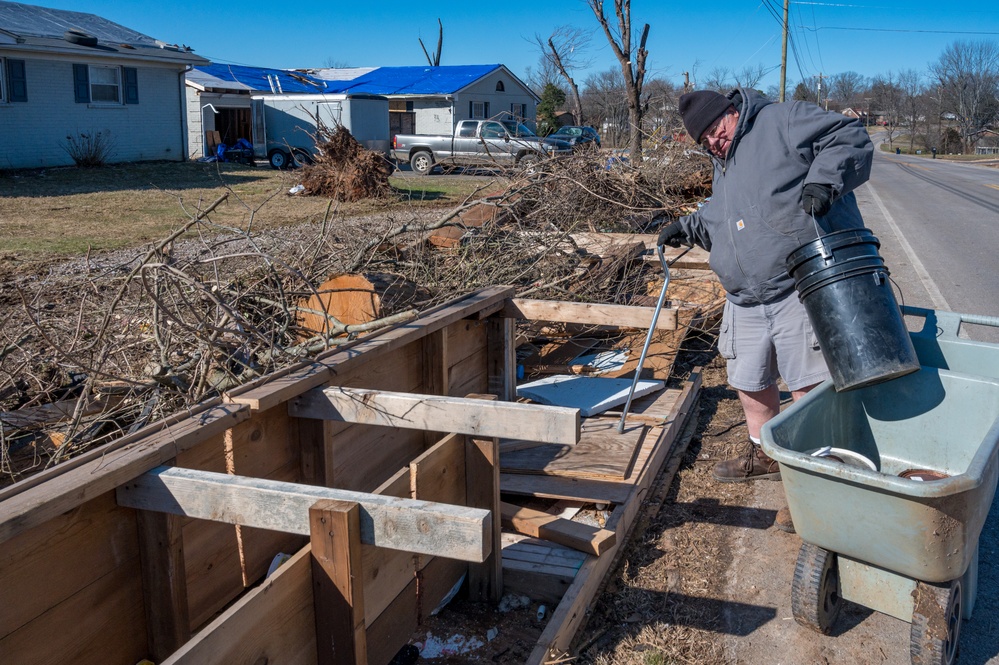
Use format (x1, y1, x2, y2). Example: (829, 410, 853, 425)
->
(0, 1, 208, 169)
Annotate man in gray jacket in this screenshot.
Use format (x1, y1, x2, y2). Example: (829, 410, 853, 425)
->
(658, 88, 873, 507)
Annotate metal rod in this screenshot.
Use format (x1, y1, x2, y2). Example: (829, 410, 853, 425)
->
(617, 245, 691, 433)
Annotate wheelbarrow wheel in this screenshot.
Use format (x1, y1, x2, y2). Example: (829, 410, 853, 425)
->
(910, 579, 962, 665)
(791, 543, 841, 634)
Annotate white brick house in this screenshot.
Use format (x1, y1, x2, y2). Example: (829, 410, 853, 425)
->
(0, 1, 207, 169)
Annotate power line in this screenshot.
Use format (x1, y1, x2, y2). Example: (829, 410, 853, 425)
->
(798, 26, 999, 35)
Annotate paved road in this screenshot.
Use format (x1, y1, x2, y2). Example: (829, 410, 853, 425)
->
(855, 147, 999, 664)
(858, 146, 999, 341)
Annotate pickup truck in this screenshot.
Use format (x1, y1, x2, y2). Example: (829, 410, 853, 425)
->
(392, 119, 572, 175)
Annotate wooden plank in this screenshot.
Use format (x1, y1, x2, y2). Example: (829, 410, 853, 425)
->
(570, 232, 711, 269)
(501, 298, 678, 330)
(500, 501, 616, 556)
(0, 553, 148, 665)
(361, 466, 416, 627)
(310, 500, 367, 665)
(422, 329, 448, 445)
(0, 492, 138, 638)
(116, 466, 491, 562)
(466, 435, 502, 602)
(163, 546, 317, 665)
(230, 286, 515, 412)
(365, 556, 467, 665)
(526, 369, 701, 663)
(291, 386, 580, 445)
(500, 418, 647, 481)
(499, 473, 633, 504)
(136, 509, 191, 660)
(487, 316, 517, 401)
(0, 402, 248, 546)
(410, 433, 466, 508)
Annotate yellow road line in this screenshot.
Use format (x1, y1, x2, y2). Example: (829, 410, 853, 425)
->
(986, 183, 999, 191)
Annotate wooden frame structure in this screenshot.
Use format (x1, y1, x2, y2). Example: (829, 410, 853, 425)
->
(0, 286, 701, 665)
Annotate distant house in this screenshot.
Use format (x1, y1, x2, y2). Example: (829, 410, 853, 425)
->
(0, 1, 207, 169)
(305, 64, 539, 138)
(185, 63, 540, 159)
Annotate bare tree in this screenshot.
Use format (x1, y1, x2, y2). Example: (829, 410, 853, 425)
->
(323, 58, 352, 69)
(735, 64, 770, 90)
(419, 19, 443, 66)
(583, 68, 629, 147)
(534, 26, 592, 125)
(702, 67, 732, 92)
(828, 71, 867, 108)
(897, 69, 925, 152)
(871, 72, 904, 149)
(929, 40, 999, 153)
(587, 0, 650, 159)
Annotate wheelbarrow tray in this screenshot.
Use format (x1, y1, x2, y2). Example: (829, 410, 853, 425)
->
(762, 366, 999, 583)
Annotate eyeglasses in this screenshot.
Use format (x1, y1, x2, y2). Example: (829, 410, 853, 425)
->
(699, 117, 726, 151)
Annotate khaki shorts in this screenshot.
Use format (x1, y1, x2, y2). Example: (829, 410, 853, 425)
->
(719, 292, 830, 392)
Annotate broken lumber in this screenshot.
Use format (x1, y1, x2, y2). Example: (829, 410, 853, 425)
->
(500, 501, 616, 556)
(501, 298, 679, 330)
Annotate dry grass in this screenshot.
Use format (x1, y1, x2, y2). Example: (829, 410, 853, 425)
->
(0, 160, 493, 256)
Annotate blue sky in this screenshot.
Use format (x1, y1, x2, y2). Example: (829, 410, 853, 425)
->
(33, 0, 999, 93)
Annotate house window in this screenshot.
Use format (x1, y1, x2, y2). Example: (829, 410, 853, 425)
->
(73, 64, 139, 104)
(470, 101, 489, 119)
(90, 66, 120, 103)
(510, 104, 527, 121)
(1, 58, 28, 103)
(495, 80, 505, 92)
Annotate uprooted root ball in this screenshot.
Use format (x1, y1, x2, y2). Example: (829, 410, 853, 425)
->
(298, 125, 393, 201)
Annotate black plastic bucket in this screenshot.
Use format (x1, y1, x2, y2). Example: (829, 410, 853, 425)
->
(786, 228, 920, 391)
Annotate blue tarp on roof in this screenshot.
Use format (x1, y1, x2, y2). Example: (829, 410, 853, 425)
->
(323, 65, 502, 95)
(190, 63, 331, 94)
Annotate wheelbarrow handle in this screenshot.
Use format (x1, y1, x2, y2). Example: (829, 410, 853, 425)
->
(616, 245, 692, 434)
(903, 305, 999, 341)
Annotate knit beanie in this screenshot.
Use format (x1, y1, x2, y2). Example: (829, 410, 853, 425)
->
(679, 91, 734, 143)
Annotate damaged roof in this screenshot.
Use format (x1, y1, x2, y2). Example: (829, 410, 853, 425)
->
(188, 63, 538, 100)
(0, 1, 207, 64)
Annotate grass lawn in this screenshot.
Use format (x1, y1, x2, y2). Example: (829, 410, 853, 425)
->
(0, 161, 498, 256)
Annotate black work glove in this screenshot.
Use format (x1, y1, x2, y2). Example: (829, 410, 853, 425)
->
(801, 183, 834, 217)
(657, 219, 691, 248)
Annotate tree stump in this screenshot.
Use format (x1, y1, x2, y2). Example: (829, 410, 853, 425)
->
(297, 273, 423, 339)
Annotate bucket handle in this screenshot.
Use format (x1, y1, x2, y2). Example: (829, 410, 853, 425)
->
(903, 305, 999, 340)
(810, 213, 833, 260)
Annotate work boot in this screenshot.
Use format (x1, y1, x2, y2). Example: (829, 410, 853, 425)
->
(774, 506, 796, 533)
(712, 442, 782, 482)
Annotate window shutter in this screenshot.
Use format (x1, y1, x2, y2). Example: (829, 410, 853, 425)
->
(7, 59, 27, 102)
(123, 67, 139, 104)
(469, 101, 473, 118)
(73, 64, 89, 103)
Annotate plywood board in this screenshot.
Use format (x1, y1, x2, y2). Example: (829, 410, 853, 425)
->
(500, 418, 648, 481)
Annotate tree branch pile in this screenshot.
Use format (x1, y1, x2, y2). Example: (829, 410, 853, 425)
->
(0, 147, 715, 485)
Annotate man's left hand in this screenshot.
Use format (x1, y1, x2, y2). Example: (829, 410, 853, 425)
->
(802, 183, 834, 217)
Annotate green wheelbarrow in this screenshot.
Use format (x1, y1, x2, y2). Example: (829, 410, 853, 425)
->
(761, 308, 999, 665)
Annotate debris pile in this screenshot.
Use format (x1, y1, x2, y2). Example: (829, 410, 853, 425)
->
(298, 124, 394, 201)
(0, 146, 717, 485)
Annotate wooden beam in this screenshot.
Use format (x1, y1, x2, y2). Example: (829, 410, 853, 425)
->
(487, 316, 517, 401)
(0, 402, 249, 546)
(499, 473, 633, 505)
(136, 509, 191, 661)
(229, 286, 515, 412)
(501, 298, 678, 330)
(310, 500, 366, 665)
(116, 466, 491, 562)
(500, 501, 616, 557)
(289, 386, 580, 446)
(466, 434, 502, 602)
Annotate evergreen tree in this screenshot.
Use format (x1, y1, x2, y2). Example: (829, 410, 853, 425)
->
(537, 83, 566, 136)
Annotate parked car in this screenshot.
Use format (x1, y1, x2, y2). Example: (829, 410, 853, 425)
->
(392, 119, 572, 175)
(544, 126, 601, 151)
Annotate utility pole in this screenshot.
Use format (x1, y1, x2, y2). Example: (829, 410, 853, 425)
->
(779, 0, 788, 102)
(816, 72, 824, 105)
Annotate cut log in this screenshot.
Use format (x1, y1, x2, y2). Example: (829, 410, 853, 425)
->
(296, 273, 423, 338)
